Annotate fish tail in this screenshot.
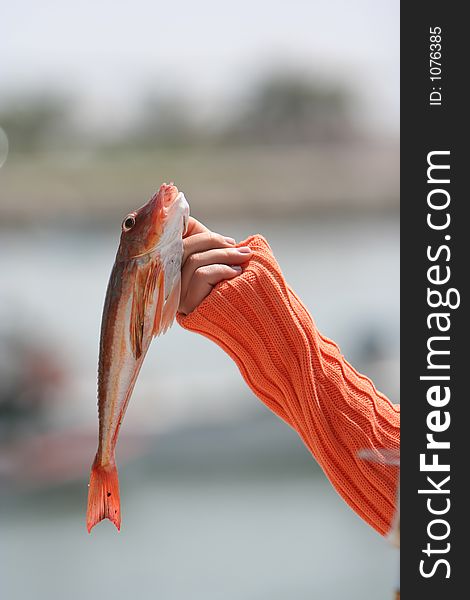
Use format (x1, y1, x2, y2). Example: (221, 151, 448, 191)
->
(86, 455, 121, 533)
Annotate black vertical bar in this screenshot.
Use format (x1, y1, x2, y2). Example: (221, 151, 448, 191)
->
(401, 3, 467, 598)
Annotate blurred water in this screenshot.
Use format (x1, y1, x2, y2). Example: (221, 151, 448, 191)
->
(0, 213, 399, 599)
(1, 474, 398, 600)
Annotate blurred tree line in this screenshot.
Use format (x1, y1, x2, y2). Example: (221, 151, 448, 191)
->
(0, 73, 356, 154)
(0, 96, 71, 153)
(226, 74, 354, 144)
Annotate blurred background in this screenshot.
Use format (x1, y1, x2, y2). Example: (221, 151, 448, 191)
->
(0, 1, 399, 598)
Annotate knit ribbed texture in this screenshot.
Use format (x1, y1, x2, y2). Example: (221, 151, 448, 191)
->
(177, 235, 400, 536)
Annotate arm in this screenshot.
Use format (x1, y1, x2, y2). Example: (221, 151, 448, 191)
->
(178, 231, 400, 536)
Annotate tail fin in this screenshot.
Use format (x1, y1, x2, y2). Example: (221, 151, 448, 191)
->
(86, 456, 121, 533)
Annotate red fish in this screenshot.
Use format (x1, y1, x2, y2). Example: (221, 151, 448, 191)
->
(86, 183, 189, 532)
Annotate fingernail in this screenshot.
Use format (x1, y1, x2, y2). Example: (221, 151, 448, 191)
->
(237, 246, 252, 254)
(231, 265, 242, 272)
(224, 237, 236, 244)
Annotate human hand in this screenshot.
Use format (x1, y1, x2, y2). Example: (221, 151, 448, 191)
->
(178, 217, 252, 315)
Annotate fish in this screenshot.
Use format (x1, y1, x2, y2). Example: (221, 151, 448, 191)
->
(86, 183, 190, 533)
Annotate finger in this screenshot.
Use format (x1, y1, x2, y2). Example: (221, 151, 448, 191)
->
(181, 246, 252, 295)
(183, 217, 209, 238)
(183, 231, 237, 263)
(179, 264, 243, 315)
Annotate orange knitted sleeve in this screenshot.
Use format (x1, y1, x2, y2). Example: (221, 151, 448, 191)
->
(177, 235, 400, 536)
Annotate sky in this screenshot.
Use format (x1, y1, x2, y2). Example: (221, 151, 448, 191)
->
(1, 0, 399, 136)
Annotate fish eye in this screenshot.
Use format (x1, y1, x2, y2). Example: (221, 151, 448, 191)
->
(122, 216, 136, 231)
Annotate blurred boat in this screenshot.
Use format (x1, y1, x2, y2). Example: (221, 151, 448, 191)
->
(0, 428, 151, 490)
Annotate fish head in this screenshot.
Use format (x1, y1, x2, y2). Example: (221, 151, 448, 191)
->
(117, 183, 190, 260)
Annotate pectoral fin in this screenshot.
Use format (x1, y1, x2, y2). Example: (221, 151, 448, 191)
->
(152, 270, 165, 336)
(159, 276, 181, 335)
(130, 260, 162, 359)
